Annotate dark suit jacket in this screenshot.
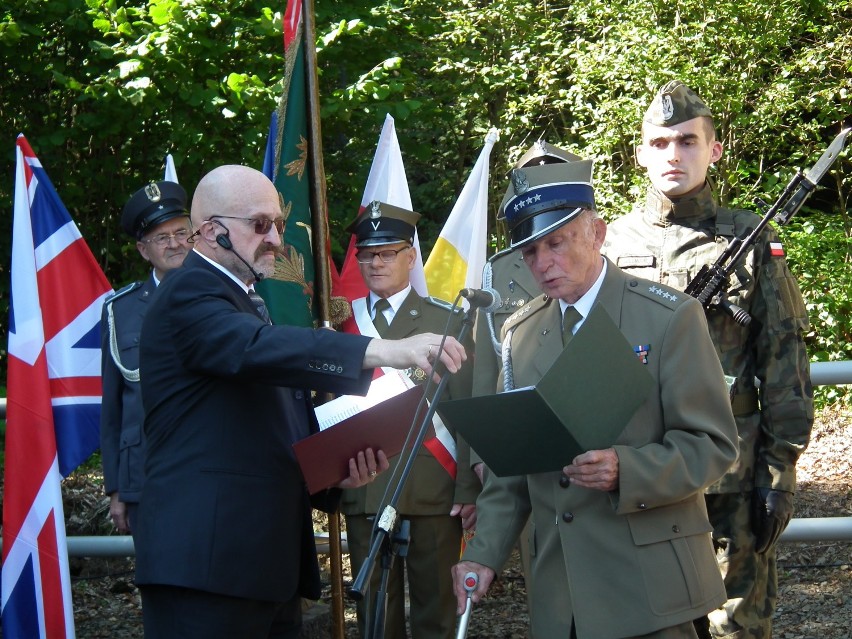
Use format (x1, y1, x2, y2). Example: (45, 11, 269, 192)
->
(136, 251, 374, 602)
(100, 275, 156, 503)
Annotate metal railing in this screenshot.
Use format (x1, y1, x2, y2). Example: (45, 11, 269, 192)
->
(0, 360, 849, 556)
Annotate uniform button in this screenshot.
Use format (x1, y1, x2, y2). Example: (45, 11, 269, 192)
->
(294, 390, 304, 400)
(322, 363, 329, 371)
(629, 280, 638, 288)
(562, 512, 574, 523)
(672, 525, 680, 533)
(559, 475, 570, 488)
(638, 503, 647, 509)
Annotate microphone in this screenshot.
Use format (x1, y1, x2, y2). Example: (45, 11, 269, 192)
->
(460, 287, 502, 313)
(216, 233, 265, 282)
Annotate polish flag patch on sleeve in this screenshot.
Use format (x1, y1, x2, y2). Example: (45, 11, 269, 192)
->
(769, 242, 785, 257)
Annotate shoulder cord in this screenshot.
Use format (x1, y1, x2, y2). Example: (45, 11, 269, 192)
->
(501, 327, 516, 392)
(482, 261, 502, 355)
(107, 302, 140, 383)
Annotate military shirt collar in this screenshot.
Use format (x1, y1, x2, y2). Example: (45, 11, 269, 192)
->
(642, 182, 717, 228)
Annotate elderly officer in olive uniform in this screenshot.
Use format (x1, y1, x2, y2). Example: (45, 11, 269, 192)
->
(100, 181, 191, 535)
(603, 81, 814, 639)
(340, 201, 479, 639)
(471, 140, 579, 614)
(472, 140, 580, 399)
(452, 157, 739, 638)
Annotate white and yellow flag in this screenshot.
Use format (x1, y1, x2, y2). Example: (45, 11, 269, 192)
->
(424, 128, 499, 305)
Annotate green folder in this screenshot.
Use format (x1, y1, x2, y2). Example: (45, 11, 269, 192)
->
(438, 303, 653, 477)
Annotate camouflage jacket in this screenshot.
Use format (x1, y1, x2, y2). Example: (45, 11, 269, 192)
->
(603, 183, 813, 493)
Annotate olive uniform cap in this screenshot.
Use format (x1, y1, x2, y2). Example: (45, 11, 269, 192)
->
(346, 200, 421, 248)
(498, 140, 581, 221)
(121, 181, 189, 239)
(643, 80, 713, 127)
(501, 158, 595, 249)
(513, 140, 582, 170)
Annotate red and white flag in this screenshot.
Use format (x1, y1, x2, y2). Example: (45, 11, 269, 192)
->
(2, 135, 112, 638)
(333, 114, 428, 301)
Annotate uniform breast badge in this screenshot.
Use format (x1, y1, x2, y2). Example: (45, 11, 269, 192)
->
(633, 344, 650, 364)
(407, 366, 428, 382)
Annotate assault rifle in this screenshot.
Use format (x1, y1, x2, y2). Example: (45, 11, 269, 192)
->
(684, 128, 851, 326)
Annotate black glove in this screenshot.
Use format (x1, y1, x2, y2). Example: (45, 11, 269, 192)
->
(751, 488, 794, 554)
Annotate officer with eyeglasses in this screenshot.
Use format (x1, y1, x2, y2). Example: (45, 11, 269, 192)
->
(100, 180, 192, 536)
(340, 200, 479, 639)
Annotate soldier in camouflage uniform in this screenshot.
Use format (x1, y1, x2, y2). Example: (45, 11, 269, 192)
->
(603, 80, 814, 639)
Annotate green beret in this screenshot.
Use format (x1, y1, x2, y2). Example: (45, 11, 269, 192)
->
(644, 80, 712, 127)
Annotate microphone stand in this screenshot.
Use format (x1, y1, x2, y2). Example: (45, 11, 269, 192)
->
(349, 307, 475, 639)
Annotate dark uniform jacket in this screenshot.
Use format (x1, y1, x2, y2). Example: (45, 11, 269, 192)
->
(136, 251, 374, 602)
(100, 275, 156, 504)
(463, 260, 739, 638)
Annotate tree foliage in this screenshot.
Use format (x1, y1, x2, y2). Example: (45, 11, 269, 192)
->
(1, 0, 850, 402)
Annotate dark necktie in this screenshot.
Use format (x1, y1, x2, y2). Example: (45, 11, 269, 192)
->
(248, 290, 272, 324)
(372, 298, 392, 336)
(562, 306, 582, 346)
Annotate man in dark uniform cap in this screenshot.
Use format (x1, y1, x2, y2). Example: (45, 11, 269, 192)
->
(603, 80, 814, 639)
(453, 156, 739, 638)
(100, 180, 192, 535)
(340, 200, 479, 639)
(470, 140, 580, 614)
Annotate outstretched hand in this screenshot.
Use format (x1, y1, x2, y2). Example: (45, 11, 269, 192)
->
(364, 333, 467, 382)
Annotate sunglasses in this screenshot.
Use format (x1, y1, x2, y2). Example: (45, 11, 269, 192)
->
(208, 215, 285, 235)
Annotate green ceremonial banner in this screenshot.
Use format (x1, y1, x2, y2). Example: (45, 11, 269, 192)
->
(256, 4, 316, 328)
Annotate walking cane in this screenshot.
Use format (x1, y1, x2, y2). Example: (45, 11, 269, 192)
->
(455, 572, 479, 639)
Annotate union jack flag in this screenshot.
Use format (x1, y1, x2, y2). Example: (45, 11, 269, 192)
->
(2, 134, 112, 638)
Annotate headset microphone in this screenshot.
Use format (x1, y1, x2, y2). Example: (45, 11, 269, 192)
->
(215, 231, 264, 282)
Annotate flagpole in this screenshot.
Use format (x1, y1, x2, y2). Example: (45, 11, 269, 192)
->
(301, 1, 346, 637)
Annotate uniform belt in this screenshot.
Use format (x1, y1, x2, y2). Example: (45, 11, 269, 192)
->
(731, 389, 759, 416)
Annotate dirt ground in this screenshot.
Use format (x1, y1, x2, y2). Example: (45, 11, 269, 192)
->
(58, 406, 852, 638)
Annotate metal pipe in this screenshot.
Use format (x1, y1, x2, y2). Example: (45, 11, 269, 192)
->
(779, 517, 852, 543)
(810, 361, 852, 387)
(10, 534, 350, 558)
(2, 517, 845, 559)
(0, 361, 849, 420)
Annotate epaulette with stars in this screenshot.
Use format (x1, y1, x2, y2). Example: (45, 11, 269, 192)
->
(502, 294, 552, 332)
(104, 281, 143, 306)
(629, 280, 687, 309)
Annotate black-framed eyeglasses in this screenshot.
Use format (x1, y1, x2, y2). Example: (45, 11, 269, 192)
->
(143, 229, 192, 247)
(355, 246, 411, 264)
(207, 215, 285, 236)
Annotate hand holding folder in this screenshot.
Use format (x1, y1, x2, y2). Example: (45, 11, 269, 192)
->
(293, 382, 425, 494)
(437, 304, 653, 477)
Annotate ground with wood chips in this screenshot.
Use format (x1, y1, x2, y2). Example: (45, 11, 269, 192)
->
(24, 406, 849, 638)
